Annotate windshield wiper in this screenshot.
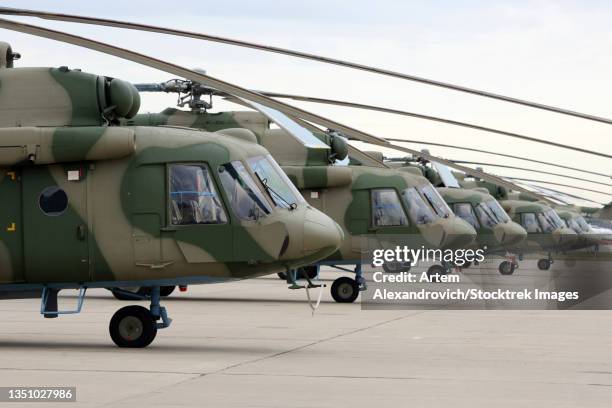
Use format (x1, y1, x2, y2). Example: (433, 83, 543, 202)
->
(256, 173, 297, 210)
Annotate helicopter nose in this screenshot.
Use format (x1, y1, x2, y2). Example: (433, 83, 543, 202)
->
(439, 217, 477, 249)
(280, 206, 343, 265)
(303, 207, 344, 255)
(493, 222, 527, 247)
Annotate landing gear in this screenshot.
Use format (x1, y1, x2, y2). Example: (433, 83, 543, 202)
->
(498, 261, 515, 275)
(331, 277, 359, 303)
(109, 305, 157, 348)
(537, 258, 551, 270)
(108, 286, 172, 348)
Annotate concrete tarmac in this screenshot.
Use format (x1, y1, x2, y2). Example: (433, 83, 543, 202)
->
(0, 266, 611, 407)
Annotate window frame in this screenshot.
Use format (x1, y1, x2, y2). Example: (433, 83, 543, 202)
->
(370, 188, 410, 228)
(453, 202, 481, 229)
(167, 162, 229, 227)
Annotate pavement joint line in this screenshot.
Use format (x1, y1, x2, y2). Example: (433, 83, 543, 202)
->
(101, 309, 431, 406)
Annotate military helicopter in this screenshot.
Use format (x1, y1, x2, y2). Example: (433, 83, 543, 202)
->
(385, 154, 528, 275)
(127, 85, 478, 303)
(456, 176, 579, 270)
(0, 42, 346, 347)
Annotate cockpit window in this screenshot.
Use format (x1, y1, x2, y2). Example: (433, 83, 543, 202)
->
(169, 164, 228, 225)
(545, 209, 565, 229)
(536, 212, 555, 233)
(576, 216, 591, 233)
(418, 184, 452, 218)
(371, 189, 409, 227)
(565, 217, 582, 234)
(521, 212, 542, 233)
(453, 203, 480, 229)
(402, 187, 435, 225)
(475, 199, 510, 229)
(486, 199, 511, 223)
(247, 154, 304, 209)
(218, 160, 272, 221)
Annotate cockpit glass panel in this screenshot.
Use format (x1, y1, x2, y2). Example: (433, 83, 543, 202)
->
(566, 218, 582, 234)
(371, 189, 409, 227)
(486, 199, 510, 223)
(418, 184, 452, 218)
(170, 164, 228, 225)
(402, 187, 435, 225)
(522, 212, 542, 233)
(545, 209, 565, 229)
(576, 216, 591, 233)
(247, 154, 304, 208)
(537, 212, 555, 233)
(475, 202, 497, 229)
(218, 160, 272, 221)
(453, 203, 480, 229)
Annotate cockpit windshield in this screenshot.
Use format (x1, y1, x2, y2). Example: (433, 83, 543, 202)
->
(565, 217, 582, 234)
(486, 199, 511, 223)
(371, 189, 409, 227)
(401, 187, 436, 225)
(247, 154, 304, 209)
(475, 199, 510, 229)
(418, 184, 452, 218)
(541, 209, 564, 230)
(576, 216, 592, 233)
(537, 210, 557, 233)
(218, 160, 272, 221)
(453, 203, 480, 229)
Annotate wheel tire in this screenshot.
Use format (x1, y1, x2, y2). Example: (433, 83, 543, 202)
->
(498, 261, 515, 275)
(426, 265, 446, 282)
(537, 259, 551, 270)
(277, 272, 288, 280)
(109, 305, 157, 348)
(331, 277, 359, 303)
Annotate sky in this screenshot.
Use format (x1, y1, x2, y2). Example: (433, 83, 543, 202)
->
(0, 0, 610, 205)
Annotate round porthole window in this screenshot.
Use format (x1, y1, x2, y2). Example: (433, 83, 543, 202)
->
(39, 186, 68, 216)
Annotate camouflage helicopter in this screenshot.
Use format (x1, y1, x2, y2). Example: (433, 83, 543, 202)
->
(385, 154, 528, 275)
(128, 84, 478, 303)
(0, 42, 345, 347)
(456, 176, 579, 270)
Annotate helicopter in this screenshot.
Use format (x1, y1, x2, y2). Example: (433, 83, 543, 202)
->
(456, 175, 579, 270)
(127, 84, 478, 303)
(0, 42, 344, 347)
(385, 154, 528, 275)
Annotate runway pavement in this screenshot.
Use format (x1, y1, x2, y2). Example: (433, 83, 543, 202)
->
(0, 265, 611, 407)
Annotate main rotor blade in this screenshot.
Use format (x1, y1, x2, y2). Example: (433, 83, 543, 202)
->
(0, 17, 554, 204)
(3, 7, 612, 126)
(386, 138, 611, 178)
(451, 161, 612, 187)
(513, 183, 605, 206)
(501, 177, 612, 196)
(262, 92, 611, 159)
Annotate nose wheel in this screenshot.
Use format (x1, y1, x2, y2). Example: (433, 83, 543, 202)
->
(537, 258, 551, 270)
